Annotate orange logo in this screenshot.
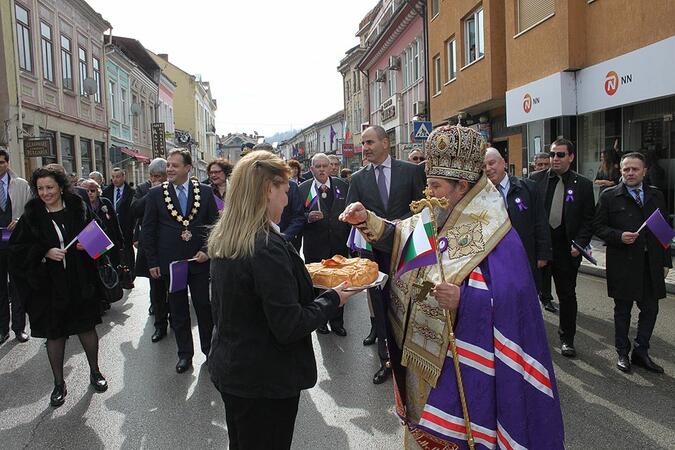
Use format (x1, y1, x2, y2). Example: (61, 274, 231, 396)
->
(523, 93, 532, 113)
(605, 71, 619, 96)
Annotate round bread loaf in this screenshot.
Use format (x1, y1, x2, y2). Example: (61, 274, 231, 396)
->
(306, 255, 379, 287)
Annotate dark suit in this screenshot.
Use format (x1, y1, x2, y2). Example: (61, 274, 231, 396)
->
(131, 180, 168, 330)
(594, 182, 672, 356)
(531, 168, 595, 345)
(279, 180, 305, 251)
(345, 158, 426, 363)
(299, 177, 350, 328)
(142, 181, 219, 359)
(500, 175, 552, 288)
(103, 182, 136, 283)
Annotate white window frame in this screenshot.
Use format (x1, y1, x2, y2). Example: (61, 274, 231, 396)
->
(433, 55, 441, 95)
(412, 39, 420, 81)
(61, 35, 73, 90)
(446, 38, 457, 82)
(40, 22, 54, 82)
(120, 88, 127, 124)
(109, 80, 116, 119)
(78, 46, 87, 96)
(15, 4, 33, 72)
(431, 0, 440, 18)
(464, 7, 484, 66)
(92, 57, 101, 103)
(387, 69, 396, 98)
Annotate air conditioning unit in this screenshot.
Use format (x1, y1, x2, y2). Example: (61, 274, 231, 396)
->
(413, 101, 427, 116)
(388, 56, 400, 70)
(375, 69, 387, 82)
(361, 122, 370, 132)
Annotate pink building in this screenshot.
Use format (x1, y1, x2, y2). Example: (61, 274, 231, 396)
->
(358, 0, 426, 160)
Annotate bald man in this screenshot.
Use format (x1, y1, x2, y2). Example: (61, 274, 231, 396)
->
(484, 148, 552, 297)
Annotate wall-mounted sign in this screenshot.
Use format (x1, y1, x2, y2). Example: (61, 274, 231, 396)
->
(342, 143, 354, 157)
(23, 138, 52, 157)
(151, 122, 166, 158)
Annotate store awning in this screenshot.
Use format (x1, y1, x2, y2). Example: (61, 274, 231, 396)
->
(119, 147, 150, 163)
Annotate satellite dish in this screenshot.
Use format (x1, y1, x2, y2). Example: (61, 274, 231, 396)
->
(83, 78, 97, 96)
(130, 103, 142, 116)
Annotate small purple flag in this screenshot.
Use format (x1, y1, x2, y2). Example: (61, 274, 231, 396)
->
(330, 126, 336, 145)
(214, 194, 225, 211)
(642, 208, 675, 249)
(0, 228, 11, 242)
(76, 220, 114, 259)
(169, 260, 189, 293)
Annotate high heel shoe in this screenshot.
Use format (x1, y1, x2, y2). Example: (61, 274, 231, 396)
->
(90, 372, 108, 392)
(50, 382, 67, 407)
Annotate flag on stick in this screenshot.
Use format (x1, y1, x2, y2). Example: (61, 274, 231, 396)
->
(169, 260, 189, 293)
(73, 220, 114, 259)
(347, 226, 372, 252)
(305, 183, 320, 210)
(330, 125, 336, 145)
(396, 208, 438, 278)
(638, 208, 675, 249)
(214, 195, 225, 211)
(0, 228, 11, 242)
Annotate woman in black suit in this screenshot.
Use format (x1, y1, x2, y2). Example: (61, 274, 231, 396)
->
(9, 167, 108, 408)
(207, 151, 358, 450)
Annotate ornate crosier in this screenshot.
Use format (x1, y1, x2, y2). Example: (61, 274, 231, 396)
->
(163, 180, 201, 241)
(409, 186, 476, 450)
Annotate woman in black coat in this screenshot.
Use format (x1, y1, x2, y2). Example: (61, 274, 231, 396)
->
(207, 151, 358, 450)
(9, 167, 108, 408)
(81, 179, 123, 268)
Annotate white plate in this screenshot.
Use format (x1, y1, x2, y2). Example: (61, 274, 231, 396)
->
(314, 272, 388, 292)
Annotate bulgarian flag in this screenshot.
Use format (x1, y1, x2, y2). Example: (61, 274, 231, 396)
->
(305, 183, 319, 209)
(347, 226, 372, 252)
(396, 208, 438, 278)
(344, 121, 351, 142)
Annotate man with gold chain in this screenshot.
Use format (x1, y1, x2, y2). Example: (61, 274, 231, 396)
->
(142, 149, 219, 374)
(341, 125, 564, 449)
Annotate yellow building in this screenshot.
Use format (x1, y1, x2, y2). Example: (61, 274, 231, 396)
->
(149, 52, 217, 180)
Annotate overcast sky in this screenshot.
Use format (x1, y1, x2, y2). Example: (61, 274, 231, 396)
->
(86, 0, 372, 137)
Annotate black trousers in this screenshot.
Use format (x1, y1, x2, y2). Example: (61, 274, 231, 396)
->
(121, 242, 136, 283)
(551, 238, 581, 345)
(220, 392, 300, 450)
(614, 254, 659, 356)
(0, 252, 25, 335)
(150, 277, 169, 330)
(539, 264, 554, 303)
(314, 288, 344, 329)
(165, 270, 213, 359)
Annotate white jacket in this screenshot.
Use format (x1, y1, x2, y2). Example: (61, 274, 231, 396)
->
(8, 169, 32, 220)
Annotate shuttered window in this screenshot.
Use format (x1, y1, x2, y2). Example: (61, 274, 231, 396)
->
(517, 0, 555, 33)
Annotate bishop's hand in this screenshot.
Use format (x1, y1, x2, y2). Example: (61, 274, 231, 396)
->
(340, 202, 368, 225)
(433, 282, 461, 311)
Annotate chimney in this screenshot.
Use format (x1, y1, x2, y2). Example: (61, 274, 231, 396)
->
(157, 53, 169, 61)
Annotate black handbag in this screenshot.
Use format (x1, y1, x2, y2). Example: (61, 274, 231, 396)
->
(97, 255, 123, 303)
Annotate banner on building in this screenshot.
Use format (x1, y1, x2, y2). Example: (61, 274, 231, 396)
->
(342, 143, 354, 157)
(23, 138, 52, 157)
(151, 122, 167, 158)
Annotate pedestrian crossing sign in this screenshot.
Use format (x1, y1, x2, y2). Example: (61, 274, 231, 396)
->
(413, 121, 432, 142)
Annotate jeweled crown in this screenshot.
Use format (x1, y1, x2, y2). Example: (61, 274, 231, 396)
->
(424, 125, 486, 183)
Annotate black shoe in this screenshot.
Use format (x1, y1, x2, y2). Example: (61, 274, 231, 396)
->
(176, 358, 192, 374)
(151, 328, 167, 343)
(316, 325, 330, 335)
(15, 331, 29, 343)
(0, 332, 9, 345)
(50, 382, 67, 407)
(148, 305, 155, 316)
(616, 355, 631, 373)
(373, 364, 391, 384)
(90, 372, 108, 392)
(543, 301, 558, 313)
(561, 343, 576, 358)
(332, 326, 347, 337)
(363, 318, 376, 346)
(631, 352, 664, 374)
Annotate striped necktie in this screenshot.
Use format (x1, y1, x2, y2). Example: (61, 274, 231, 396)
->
(0, 179, 6, 211)
(632, 188, 643, 208)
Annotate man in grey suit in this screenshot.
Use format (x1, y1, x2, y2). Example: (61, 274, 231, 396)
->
(345, 125, 426, 384)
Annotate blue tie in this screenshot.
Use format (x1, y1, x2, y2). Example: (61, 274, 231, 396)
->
(115, 187, 121, 210)
(177, 185, 188, 216)
(0, 179, 6, 211)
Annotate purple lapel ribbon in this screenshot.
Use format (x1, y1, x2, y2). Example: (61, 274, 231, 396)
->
(335, 187, 343, 200)
(438, 237, 449, 254)
(565, 189, 574, 203)
(514, 197, 527, 211)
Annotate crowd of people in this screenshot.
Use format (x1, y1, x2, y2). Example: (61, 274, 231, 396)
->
(0, 123, 671, 449)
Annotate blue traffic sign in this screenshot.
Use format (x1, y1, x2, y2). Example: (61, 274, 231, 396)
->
(413, 121, 433, 142)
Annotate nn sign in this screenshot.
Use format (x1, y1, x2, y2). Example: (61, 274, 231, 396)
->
(23, 138, 52, 157)
(151, 122, 166, 158)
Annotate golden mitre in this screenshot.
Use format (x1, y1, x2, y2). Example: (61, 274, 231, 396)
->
(424, 124, 486, 183)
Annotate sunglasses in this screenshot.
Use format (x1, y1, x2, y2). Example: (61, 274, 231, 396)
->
(549, 151, 568, 159)
(87, 189, 98, 193)
(411, 157, 425, 162)
(208, 170, 223, 175)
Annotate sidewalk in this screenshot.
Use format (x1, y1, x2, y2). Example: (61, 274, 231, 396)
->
(579, 239, 675, 294)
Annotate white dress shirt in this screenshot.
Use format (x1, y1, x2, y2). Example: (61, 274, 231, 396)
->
(373, 155, 392, 195)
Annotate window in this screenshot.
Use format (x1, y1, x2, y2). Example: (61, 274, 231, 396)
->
(15, 4, 32, 72)
(92, 57, 101, 103)
(108, 80, 116, 118)
(60, 134, 75, 175)
(464, 7, 484, 65)
(132, 94, 139, 130)
(60, 35, 73, 90)
(402, 50, 409, 88)
(120, 88, 127, 124)
(433, 55, 442, 94)
(40, 22, 54, 81)
(80, 139, 92, 175)
(78, 47, 87, 95)
(431, 0, 439, 17)
(517, 0, 554, 33)
(141, 100, 146, 134)
(412, 40, 420, 81)
(447, 38, 457, 81)
(387, 70, 396, 98)
(94, 141, 105, 179)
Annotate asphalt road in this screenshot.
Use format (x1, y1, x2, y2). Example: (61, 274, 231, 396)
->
(0, 273, 673, 449)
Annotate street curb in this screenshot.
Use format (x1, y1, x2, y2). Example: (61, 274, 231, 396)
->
(579, 264, 675, 295)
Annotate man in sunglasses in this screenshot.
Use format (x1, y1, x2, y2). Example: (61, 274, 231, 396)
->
(531, 138, 595, 358)
(408, 149, 425, 164)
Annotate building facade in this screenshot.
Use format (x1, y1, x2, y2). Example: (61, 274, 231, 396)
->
(338, 45, 367, 169)
(358, 0, 427, 161)
(2, 0, 110, 179)
(218, 132, 259, 164)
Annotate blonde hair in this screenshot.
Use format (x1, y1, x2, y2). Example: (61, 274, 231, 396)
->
(208, 150, 290, 259)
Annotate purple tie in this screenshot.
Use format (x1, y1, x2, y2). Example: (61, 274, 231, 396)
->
(377, 165, 388, 209)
